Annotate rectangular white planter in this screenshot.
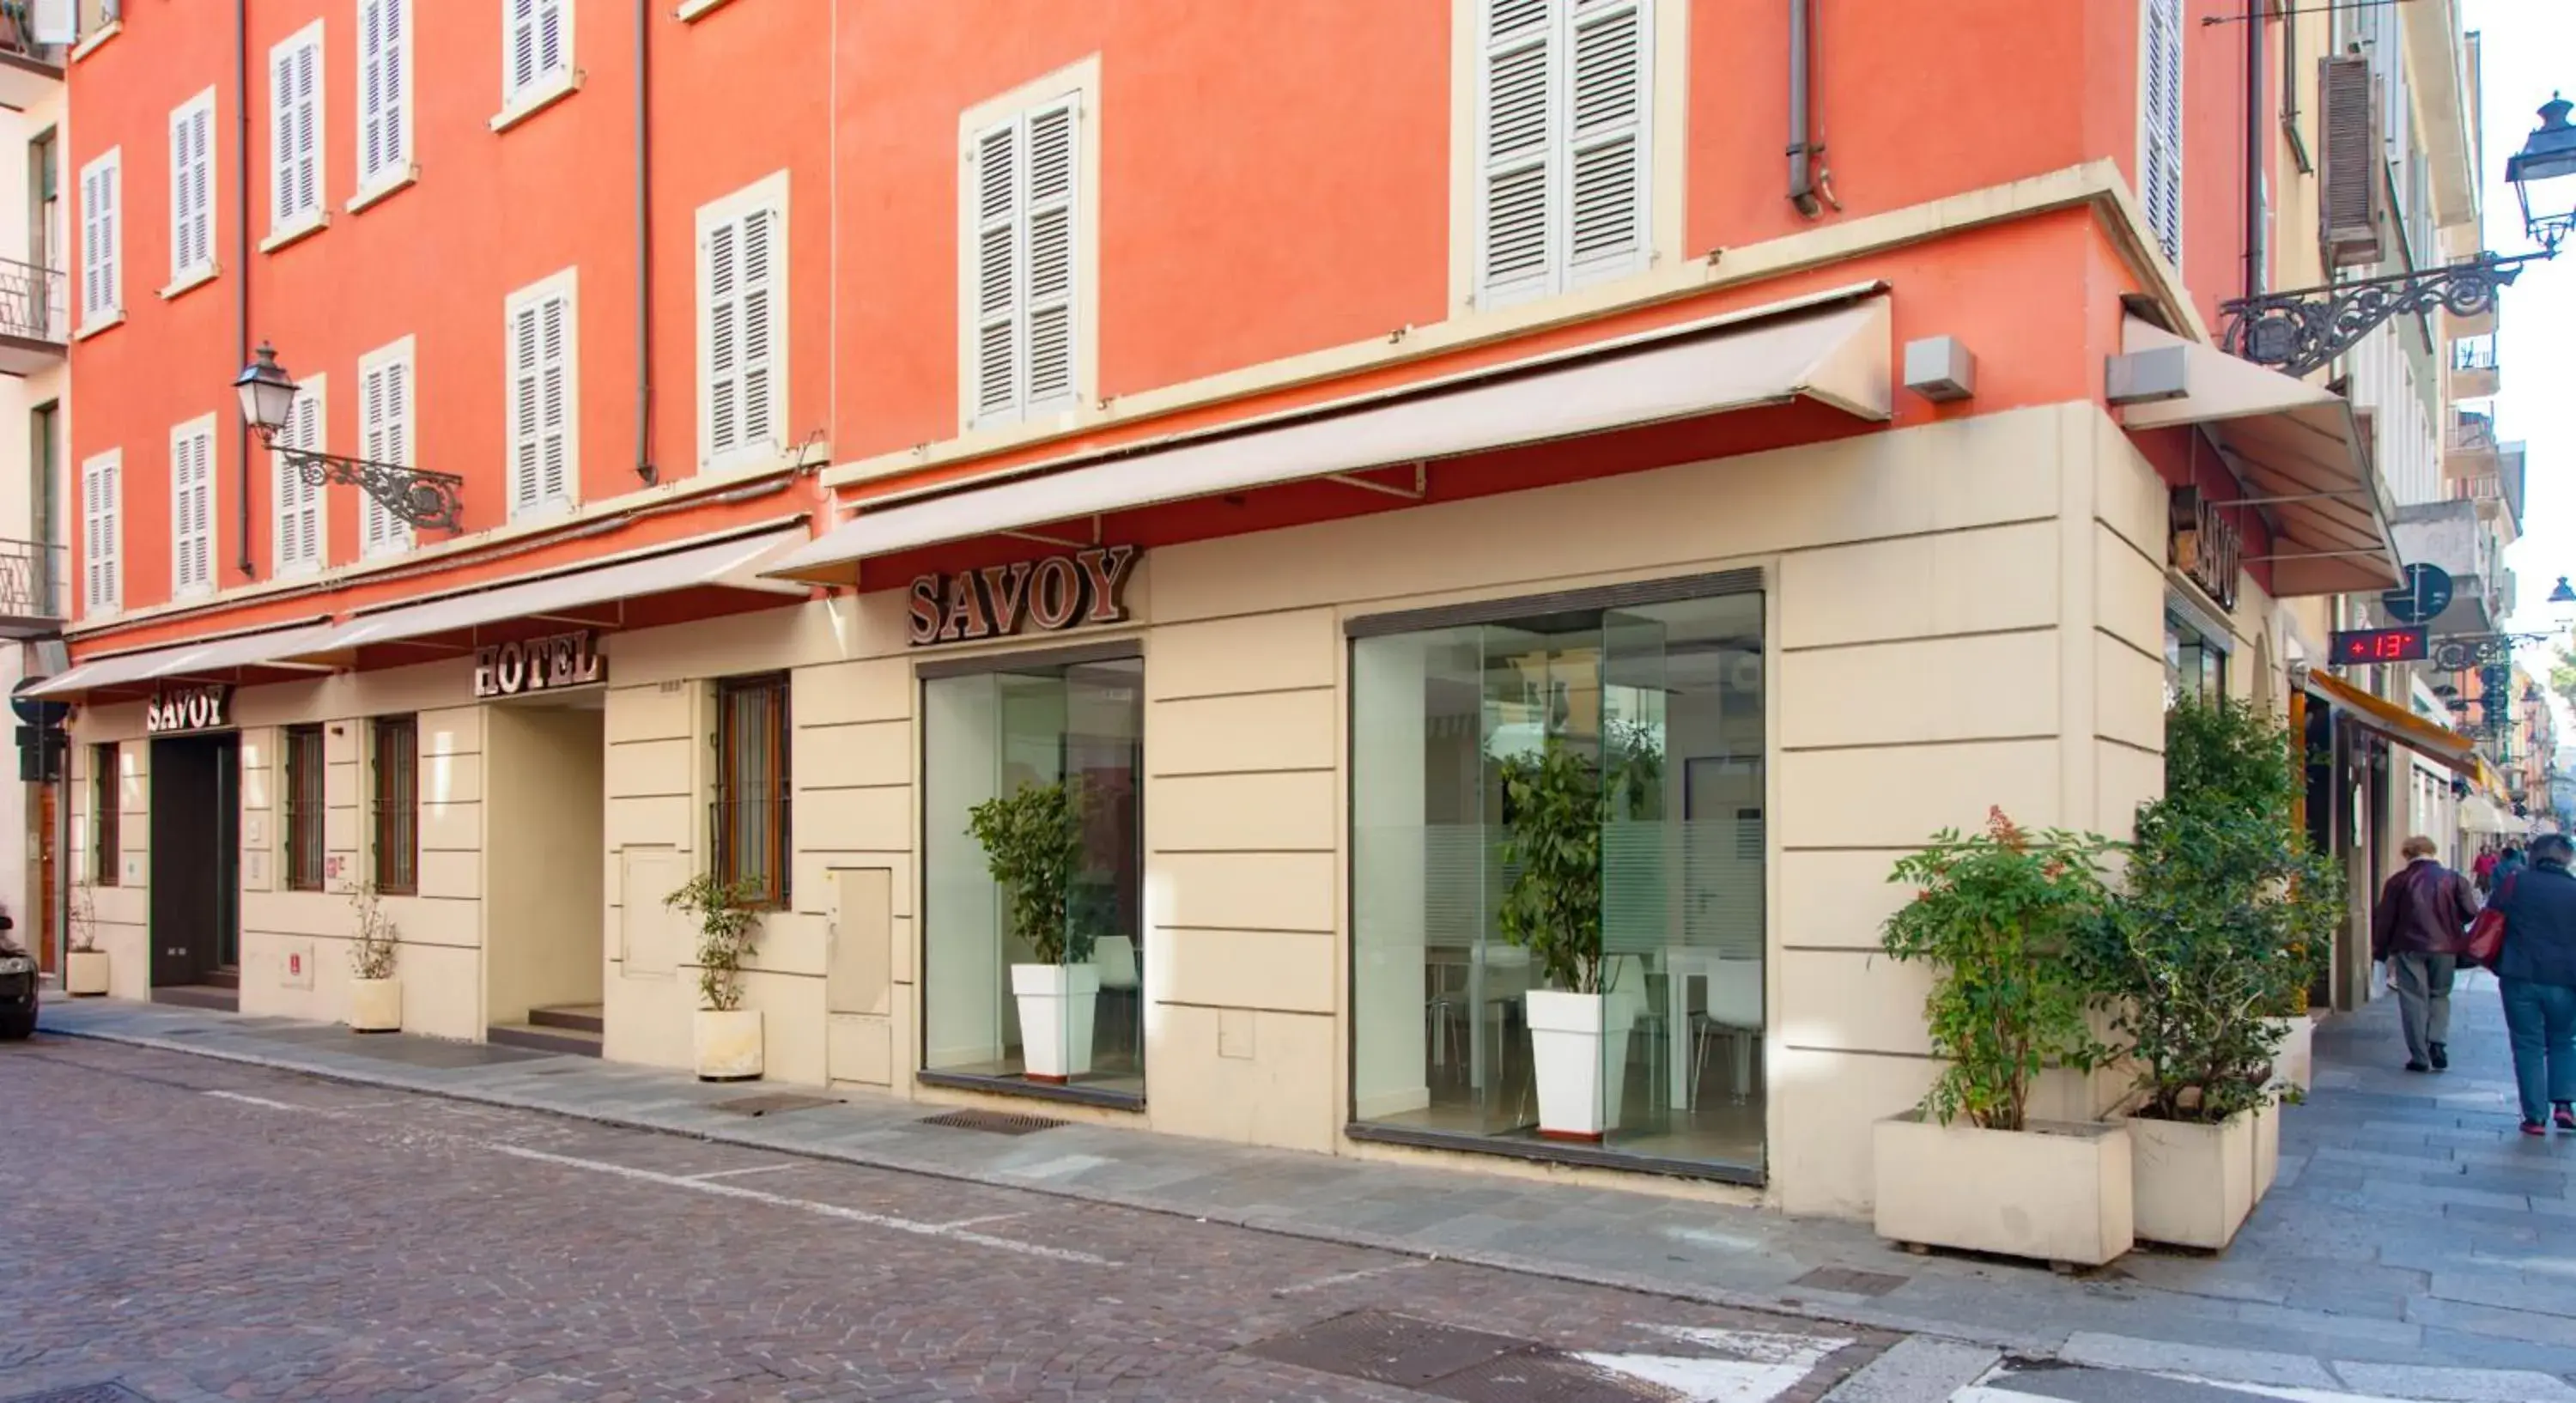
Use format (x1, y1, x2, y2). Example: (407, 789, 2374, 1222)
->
(1012, 962, 1098, 1083)
(1526, 988, 1634, 1141)
(347, 976, 401, 1033)
(1874, 1113, 2134, 1267)
(2269, 1016, 2316, 1093)
(2126, 1111, 2257, 1250)
(64, 950, 108, 997)
(694, 1007, 764, 1082)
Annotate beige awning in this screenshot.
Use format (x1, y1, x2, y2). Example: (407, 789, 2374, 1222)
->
(280, 526, 810, 663)
(767, 290, 1894, 585)
(25, 621, 344, 698)
(2117, 317, 2399, 598)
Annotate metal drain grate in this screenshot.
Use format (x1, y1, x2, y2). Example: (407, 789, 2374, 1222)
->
(709, 1092, 842, 1118)
(1243, 1311, 1527, 1388)
(917, 1107, 1065, 1135)
(1790, 1266, 1910, 1297)
(4, 1385, 151, 1403)
(1424, 1352, 1674, 1403)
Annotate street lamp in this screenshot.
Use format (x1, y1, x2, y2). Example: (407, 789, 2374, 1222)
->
(2508, 94, 2576, 257)
(232, 341, 465, 532)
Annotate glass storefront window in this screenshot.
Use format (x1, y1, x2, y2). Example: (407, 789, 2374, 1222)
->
(2165, 610, 2227, 708)
(1350, 586, 1765, 1174)
(922, 653, 1145, 1100)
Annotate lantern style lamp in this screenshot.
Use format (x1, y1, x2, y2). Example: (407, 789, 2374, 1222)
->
(2507, 94, 2576, 256)
(232, 342, 300, 441)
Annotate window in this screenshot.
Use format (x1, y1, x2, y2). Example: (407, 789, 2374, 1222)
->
(356, 0, 411, 192)
(77, 146, 117, 325)
(273, 374, 325, 574)
(2165, 609, 2229, 708)
(270, 22, 323, 234)
(1348, 581, 1766, 1173)
(358, 339, 414, 555)
(79, 448, 117, 613)
(1473, 0, 1653, 307)
(32, 402, 59, 604)
(506, 272, 575, 517)
(921, 651, 1144, 1100)
(713, 673, 790, 908)
(964, 90, 1082, 428)
(283, 724, 326, 892)
(168, 88, 216, 285)
(501, 0, 571, 107)
(170, 417, 215, 597)
(698, 174, 787, 470)
(90, 742, 118, 886)
(372, 714, 418, 896)
(32, 130, 62, 333)
(2142, 0, 2184, 265)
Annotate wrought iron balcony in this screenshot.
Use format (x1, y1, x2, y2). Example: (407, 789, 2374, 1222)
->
(2451, 335, 2500, 399)
(0, 253, 65, 374)
(2446, 409, 2500, 477)
(0, 537, 65, 638)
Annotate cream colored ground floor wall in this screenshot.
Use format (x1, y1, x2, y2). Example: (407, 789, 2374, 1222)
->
(65, 399, 2193, 1220)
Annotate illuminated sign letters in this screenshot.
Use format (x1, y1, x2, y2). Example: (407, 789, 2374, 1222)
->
(145, 683, 233, 735)
(906, 545, 1140, 647)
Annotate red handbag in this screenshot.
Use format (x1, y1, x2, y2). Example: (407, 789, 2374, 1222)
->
(2465, 874, 2515, 968)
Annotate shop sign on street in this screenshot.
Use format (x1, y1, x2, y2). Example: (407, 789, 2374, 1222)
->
(475, 629, 609, 699)
(146, 683, 234, 734)
(2168, 487, 2243, 611)
(907, 544, 1140, 647)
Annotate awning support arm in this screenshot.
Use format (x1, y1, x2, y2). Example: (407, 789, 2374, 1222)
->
(1323, 463, 1429, 501)
(1001, 516, 1103, 551)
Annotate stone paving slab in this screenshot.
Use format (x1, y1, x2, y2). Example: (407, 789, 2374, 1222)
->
(38, 971, 2576, 1391)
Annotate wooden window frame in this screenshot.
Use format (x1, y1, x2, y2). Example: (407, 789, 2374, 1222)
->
(713, 673, 791, 909)
(90, 741, 118, 886)
(283, 723, 327, 892)
(371, 714, 418, 896)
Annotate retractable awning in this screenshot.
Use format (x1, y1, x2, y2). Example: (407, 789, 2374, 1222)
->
(277, 526, 811, 664)
(23, 621, 344, 698)
(767, 290, 1894, 585)
(2117, 317, 2399, 598)
(2306, 670, 2477, 774)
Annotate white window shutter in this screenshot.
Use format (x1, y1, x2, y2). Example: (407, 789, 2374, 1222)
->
(276, 387, 323, 572)
(538, 294, 569, 502)
(705, 215, 738, 459)
(360, 0, 406, 184)
(1479, 0, 1557, 305)
(1565, 0, 1648, 283)
(970, 120, 1019, 423)
(81, 158, 117, 321)
(272, 48, 297, 227)
(507, 0, 538, 97)
(83, 456, 117, 611)
(2143, 0, 2184, 265)
(173, 431, 212, 595)
(510, 304, 539, 511)
(738, 206, 776, 451)
(1024, 100, 1078, 412)
(537, 0, 567, 79)
(291, 40, 319, 220)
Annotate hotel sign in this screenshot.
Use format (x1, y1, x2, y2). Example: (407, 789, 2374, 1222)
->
(2168, 487, 2243, 612)
(474, 629, 608, 699)
(907, 545, 1139, 647)
(145, 683, 233, 734)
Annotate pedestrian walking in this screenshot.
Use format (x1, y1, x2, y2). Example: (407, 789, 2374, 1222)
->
(2490, 831, 2576, 1136)
(2476, 845, 2501, 892)
(2491, 844, 2529, 896)
(2372, 835, 2480, 1073)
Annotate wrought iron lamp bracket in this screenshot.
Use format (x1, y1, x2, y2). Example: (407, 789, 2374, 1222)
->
(2219, 254, 2540, 380)
(264, 434, 465, 533)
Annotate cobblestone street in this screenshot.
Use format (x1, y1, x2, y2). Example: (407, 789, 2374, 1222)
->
(0, 1036, 1899, 1403)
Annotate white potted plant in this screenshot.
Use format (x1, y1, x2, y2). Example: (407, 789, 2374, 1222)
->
(1875, 809, 2133, 1270)
(2087, 697, 2340, 1250)
(1492, 726, 1659, 1141)
(666, 872, 765, 1081)
(346, 882, 402, 1033)
(64, 879, 108, 997)
(968, 778, 1096, 1084)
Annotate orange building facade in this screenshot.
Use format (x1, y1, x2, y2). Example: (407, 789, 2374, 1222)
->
(39, 0, 2418, 1217)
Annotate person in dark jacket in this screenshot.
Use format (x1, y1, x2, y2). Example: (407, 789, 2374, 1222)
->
(2372, 835, 2480, 1072)
(2493, 832, 2576, 1135)
(2490, 844, 2530, 896)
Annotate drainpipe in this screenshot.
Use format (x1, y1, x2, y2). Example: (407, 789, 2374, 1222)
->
(1788, 0, 1821, 218)
(633, 0, 657, 487)
(2245, 0, 2264, 302)
(233, 0, 253, 578)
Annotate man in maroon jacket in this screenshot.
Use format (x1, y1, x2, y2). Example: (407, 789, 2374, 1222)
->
(2373, 835, 2482, 1072)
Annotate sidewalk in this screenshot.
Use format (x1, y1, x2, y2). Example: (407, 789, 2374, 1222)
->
(38, 974, 2576, 1394)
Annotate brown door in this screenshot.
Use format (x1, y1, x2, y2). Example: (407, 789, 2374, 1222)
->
(32, 780, 53, 968)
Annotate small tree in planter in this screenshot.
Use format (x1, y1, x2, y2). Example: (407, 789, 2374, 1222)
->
(665, 872, 767, 1081)
(345, 882, 402, 1033)
(968, 778, 1097, 1083)
(64, 879, 108, 997)
(2085, 696, 2340, 1247)
(1492, 723, 1659, 1140)
(1874, 809, 2133, 1267)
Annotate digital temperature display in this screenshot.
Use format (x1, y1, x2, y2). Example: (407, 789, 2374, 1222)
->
(2330, 627, 2429, 665)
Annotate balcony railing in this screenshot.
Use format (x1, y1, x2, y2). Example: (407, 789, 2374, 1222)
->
(0, 538, 66, 632)
(2454, 337, 2500, 374)
(0, 255, 67, 345)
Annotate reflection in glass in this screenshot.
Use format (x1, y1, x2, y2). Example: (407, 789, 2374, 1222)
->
(923, 656, 1144, 1097)
(1352, 591, 1765, 1169)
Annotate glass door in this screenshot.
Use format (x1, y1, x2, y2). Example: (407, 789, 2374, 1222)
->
(1598, 609, 1668, 1146)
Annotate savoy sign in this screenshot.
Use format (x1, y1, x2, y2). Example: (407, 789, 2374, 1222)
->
(146, 683, 233, 735)
(907, 545, 1140, 647)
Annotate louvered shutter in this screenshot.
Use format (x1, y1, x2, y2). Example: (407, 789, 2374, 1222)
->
(537, 295, 568, 502)
(1024, 100, 1078, 411)
(2142, 0, 2184, 265)
(2318, 56, 2385, 267)
(1566, 0, 1646, 282)
(507, 0, 538, 97)
(276, 389, 322, 571)
(361, 0, 406, 185)
(80, 157, 115, 320)
(537, 0, 567, 81)
(1479, 0, 1554, 304)
(510, 304, 538, 510)
(273, 39, 319, 226)
(173, 431, 212, 595)
(361, 356, 414, 553)
(969, 120, 1018, 422)
(82, 455, 116, 611)
(704, 203, 780, 464)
